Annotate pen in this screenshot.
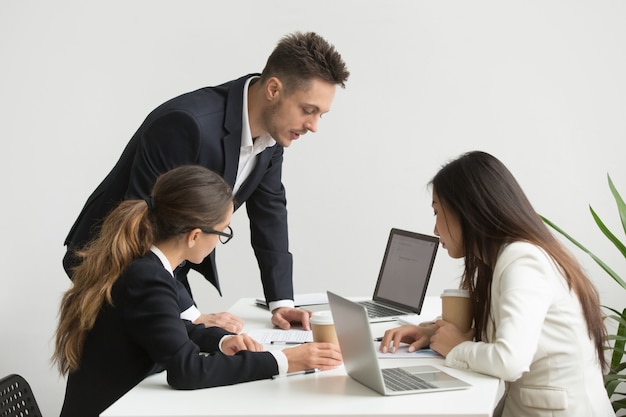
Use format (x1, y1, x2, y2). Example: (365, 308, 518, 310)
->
(373, 337, 383, 342)
(272, 369, 319, 379)
(270, 341, 304, 345)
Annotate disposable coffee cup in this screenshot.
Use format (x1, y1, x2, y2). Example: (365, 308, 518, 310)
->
(310, 310, 339, 345)
(440, 289, 473, 333)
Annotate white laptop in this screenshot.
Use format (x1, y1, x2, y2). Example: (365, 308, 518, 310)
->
(358, 228, 439, 322)
(327, 291, 471, 396)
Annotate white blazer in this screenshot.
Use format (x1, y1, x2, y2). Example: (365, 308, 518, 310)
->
(444, 241, 614, 417)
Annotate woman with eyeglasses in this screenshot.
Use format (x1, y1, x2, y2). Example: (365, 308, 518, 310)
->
(53, 165, 342, 417)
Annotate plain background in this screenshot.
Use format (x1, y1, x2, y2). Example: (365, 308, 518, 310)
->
(1, 1, 625, 415)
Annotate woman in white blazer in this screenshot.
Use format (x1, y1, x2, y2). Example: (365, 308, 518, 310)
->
(380, 151, 614, 417)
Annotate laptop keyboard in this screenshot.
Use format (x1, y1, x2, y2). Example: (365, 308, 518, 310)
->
(359, 301, 406, 318)
(382, 368, 437, 391)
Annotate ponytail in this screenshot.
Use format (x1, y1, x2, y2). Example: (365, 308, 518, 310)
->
(53, 165, 233, 375)
(54, 200, 152, 374)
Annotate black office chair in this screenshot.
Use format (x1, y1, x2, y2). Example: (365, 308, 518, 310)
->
(0, 374, 43, 417)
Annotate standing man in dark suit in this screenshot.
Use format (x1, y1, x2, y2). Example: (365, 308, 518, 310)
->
(63, 31, 350, 332)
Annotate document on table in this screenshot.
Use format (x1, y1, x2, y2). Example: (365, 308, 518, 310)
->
(247, 328, 313, 344)
(375, 342, 441, 358)
(396, 314, 440, 326)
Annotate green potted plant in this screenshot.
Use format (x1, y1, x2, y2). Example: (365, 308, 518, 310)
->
(541, 174, 626, 415)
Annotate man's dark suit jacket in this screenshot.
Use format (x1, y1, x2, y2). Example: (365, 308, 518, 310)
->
(64, 74, 293, 303)
(59, 252, 278, 417)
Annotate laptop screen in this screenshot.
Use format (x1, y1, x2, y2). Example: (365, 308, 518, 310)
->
(372, 229, 439, 313)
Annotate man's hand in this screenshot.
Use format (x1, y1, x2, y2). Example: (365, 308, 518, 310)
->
(271, 307, 312, 330)
(193, 312, 245, 333)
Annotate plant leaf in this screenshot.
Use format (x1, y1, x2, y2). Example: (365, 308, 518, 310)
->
(604, 312, 626, 328)
(605, 306, 622, 316)
(611, 398, 626, 412)
(611, 309, 626, 371)
(606, 377, 621, 397)
(608, 174, 626, 237)
(541, 215, 626, 290)
(590, 205, 626, 259)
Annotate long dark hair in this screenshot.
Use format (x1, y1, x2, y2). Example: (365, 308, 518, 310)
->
(53, 165, 233, 374)
(431, 151, 607, 370)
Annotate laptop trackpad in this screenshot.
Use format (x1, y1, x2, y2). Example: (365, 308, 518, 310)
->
(404, 365, 470, 388)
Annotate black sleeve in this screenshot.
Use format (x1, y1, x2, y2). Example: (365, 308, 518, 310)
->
(245, 145, 294, 303)
(123, 261, 278, 389)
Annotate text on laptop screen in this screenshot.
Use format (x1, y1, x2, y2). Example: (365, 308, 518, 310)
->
(374, 232, 438, 309)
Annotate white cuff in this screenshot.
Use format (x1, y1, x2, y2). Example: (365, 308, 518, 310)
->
(269, 350, 289, 376)
(218, 335, 231, 353)
(268, 299, 295, 312)
(181, 305, 201, 322)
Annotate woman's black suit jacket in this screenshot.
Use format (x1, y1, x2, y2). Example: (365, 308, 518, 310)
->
(60, 252, 278, 417)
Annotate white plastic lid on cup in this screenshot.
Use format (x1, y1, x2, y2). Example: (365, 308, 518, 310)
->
(441, 289, 470, 298)
(310, 310, 334, 325)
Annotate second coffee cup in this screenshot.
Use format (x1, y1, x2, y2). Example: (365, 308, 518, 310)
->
(440, 289, 473, 333)
(310, 310, 339, 345)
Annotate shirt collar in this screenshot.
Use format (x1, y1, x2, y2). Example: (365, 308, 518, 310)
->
(242, 77, 276, 151)
(150, 245, 174, 278)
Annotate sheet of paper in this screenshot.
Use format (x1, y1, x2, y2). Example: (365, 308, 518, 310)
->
(247, 328, 313, 344)
(396, 314, 440, 326)
(375, 342, 441, 358)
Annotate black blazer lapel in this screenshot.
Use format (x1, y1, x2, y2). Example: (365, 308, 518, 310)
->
(221, 74, 258, 188)
(234, 146, 275, 205)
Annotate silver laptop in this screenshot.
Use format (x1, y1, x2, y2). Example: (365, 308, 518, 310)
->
(358, 228, 439, 322)
(328, 291, 471, 396)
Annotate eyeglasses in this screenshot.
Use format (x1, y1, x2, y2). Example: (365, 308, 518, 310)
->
(201, 225, 234, 244)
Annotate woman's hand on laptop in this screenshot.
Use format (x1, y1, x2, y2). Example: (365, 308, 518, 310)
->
(283, 343, 343, 372)
(379, 323, 436, 354)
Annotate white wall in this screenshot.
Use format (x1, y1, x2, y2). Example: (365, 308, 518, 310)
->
(1, 1, 625, 415)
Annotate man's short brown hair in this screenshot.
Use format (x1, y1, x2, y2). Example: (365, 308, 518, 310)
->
(260, 32, 349, 94)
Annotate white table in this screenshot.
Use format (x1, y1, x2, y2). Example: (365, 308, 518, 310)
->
(101, 297, 501, 417)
